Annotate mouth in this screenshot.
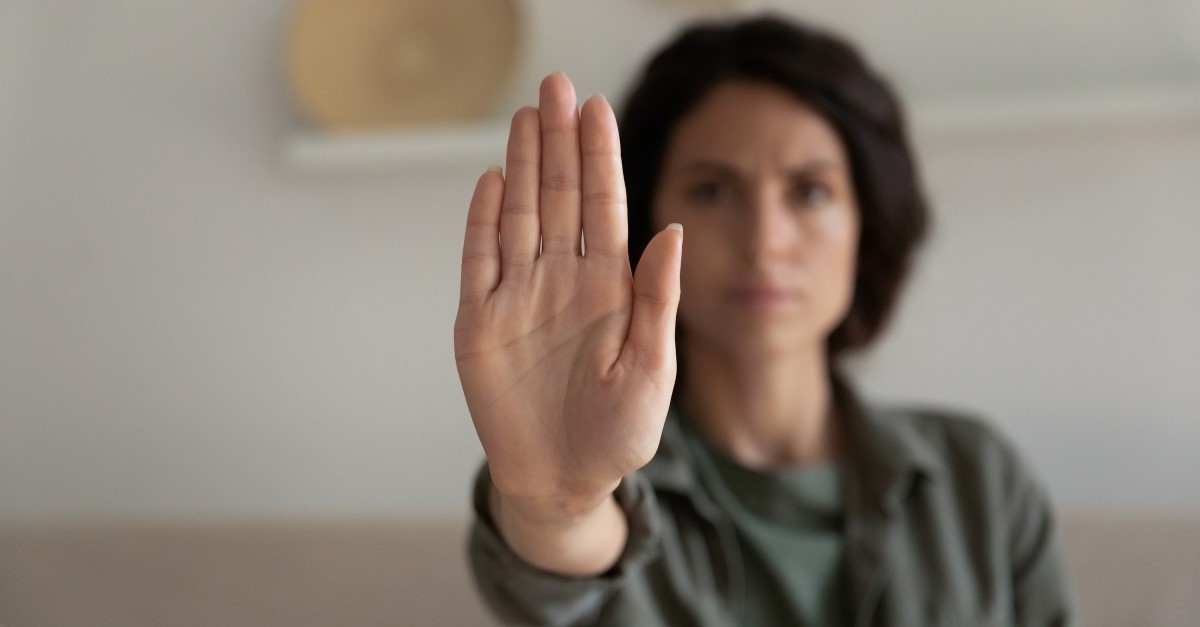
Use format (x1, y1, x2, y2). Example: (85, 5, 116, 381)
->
(727, 286, 796, 308)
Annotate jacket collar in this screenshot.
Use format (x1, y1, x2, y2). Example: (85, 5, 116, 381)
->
(641, 372, 945, 514)
(834, 373, 946, 512)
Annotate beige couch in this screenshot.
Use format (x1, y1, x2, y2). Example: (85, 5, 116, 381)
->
(2, 515, 1197, 626)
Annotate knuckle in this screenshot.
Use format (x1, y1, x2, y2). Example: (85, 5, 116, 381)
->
(462, 251, 495, 265)
(505, 155, 539, 169)
(503, 200, 536, 215)
(627, 337, 667, 372)
(541, 174, 579, 193)
(541, 235, 579, 255)
(582, 189, 627, 206)
(504, 253, 536, 267)
(581, 144, 618, 157)
(635, 290, 671, 308)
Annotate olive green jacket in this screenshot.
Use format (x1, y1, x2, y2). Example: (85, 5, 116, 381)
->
(468, 381, 1075, 626)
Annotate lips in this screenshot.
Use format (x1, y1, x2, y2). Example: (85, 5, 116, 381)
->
(728, 285, 795, 307)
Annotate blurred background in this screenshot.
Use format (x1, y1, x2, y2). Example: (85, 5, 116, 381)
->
(4, 0, 1198, 524)
(2, 1, 1199, 624)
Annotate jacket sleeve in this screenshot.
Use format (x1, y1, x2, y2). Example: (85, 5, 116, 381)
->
(466, 464, 663, 626)
(1001, 440, 1077, 627)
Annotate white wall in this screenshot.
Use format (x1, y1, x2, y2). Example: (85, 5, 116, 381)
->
(1, 0, 1197, 522)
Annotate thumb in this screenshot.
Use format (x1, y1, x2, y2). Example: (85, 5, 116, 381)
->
(623, 223, 683, 373)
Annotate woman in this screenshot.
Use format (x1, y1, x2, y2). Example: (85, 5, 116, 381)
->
(454, 15, 1074, 627)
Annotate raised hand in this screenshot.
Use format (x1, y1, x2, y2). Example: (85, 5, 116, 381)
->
(454, 73, 683, 529)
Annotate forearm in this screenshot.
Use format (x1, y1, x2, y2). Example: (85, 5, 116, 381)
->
(491, 484, 629, 577)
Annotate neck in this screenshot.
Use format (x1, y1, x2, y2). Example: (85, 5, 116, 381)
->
(681, 340, 841, 469)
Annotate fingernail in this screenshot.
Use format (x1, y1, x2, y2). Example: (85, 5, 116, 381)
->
(667, 223, 683, 233)
(589, 93, 607, 103)
(486, 165, 503, 174)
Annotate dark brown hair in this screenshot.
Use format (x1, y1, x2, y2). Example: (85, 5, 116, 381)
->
(619, 14, 931, 361)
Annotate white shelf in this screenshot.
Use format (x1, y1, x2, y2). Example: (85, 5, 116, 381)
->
(911, 83, 1200, 139)
(284, 83, 1200, 172)
(285, 123, 509, 173)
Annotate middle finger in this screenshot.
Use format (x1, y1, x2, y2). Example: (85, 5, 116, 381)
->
(537, 73, 583, 257)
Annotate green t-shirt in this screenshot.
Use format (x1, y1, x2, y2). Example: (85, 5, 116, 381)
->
(683, 422, 850, 627)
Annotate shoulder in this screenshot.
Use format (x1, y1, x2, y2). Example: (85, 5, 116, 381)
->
(883, 402, 1025, 468)
(866, 401, 1047, 505)
(855, 403, 1075, 620)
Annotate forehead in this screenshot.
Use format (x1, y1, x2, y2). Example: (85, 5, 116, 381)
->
(665, 80, 848, 173)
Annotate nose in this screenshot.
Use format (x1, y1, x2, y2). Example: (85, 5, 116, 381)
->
(739, 187, 795, 266)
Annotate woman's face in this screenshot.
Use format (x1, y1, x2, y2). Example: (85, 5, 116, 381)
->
(652, 80, 860, 359)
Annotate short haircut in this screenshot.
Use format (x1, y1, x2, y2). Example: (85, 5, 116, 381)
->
(619, 14, 932, 362)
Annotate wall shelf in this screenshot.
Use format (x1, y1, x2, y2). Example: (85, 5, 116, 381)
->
(910, 82, 1200, 140)
(285, 123, 509, 173)
(284, 82, 1200, 172)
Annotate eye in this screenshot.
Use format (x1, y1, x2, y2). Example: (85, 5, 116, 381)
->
(789, 181, 833, 208)
(688, 181, 735, 205)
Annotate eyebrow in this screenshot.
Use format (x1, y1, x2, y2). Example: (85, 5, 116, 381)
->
(679, 158, 844, 178)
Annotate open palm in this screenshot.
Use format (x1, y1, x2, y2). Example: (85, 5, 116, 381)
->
(453, 73, 682, 515)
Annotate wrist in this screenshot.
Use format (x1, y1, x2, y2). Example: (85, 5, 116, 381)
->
(491, 484, 628, 576)
(491, 481, 618, 528)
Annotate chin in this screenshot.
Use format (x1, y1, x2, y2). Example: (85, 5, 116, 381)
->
(712, 322, 824, 359)
(683, 305, 835, 356)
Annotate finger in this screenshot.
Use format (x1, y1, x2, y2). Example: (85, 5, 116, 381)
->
(500, 107, 542, 281)
(460, 166, 505, 303)
(579, 94, 628, 260)
(622, 225, 683, 374)
(538, 73, 582, 257)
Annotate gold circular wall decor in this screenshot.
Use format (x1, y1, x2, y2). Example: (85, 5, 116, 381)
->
(285, 0, 521, 130)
